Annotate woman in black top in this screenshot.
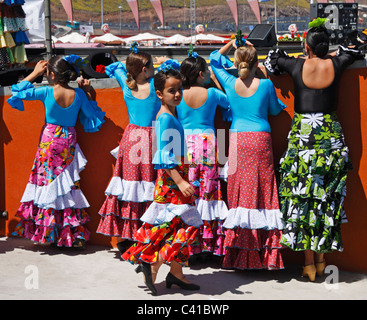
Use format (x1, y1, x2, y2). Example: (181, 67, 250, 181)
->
(265, 21, 360, 281)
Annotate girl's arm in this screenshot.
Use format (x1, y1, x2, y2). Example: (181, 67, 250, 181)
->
(24, 60, 47, 82)
(78, 76, 93, 100)
(219, 39, 235, 56)
(164, 168, 195, 198)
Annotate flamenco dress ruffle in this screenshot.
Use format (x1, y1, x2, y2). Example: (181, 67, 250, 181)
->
(222, 131, 285, 270)
(122, 157, 203, 266)
(12, 124, 91, 247)
(97, 123, 156, 240)
(279, 112, 351, 253)
(185, 132, 228, 257)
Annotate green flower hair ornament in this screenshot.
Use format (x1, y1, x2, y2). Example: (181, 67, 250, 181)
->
(187, 44, 198, 58)
(308, 18, 328, 29)
(62, 54, 88, 75)
(235, 29, 246, 47)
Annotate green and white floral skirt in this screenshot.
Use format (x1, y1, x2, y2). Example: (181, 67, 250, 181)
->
(279, 112, 352, 253)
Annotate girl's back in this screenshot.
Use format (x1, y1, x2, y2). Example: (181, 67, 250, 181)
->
(52, 86, 76, 108)
(182, 86, 208, 109)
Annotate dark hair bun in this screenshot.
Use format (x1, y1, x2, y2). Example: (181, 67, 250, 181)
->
(306, 26, 329, 58)
(69, 69, 78, 81)
(314, 41, 329, 57)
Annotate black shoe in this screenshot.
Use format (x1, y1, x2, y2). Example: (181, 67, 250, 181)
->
(135, 264, 142, 274)
(72, 239, 86, 250)
(137, 262, 157, 295)
(165, 272, 200, 290)
(116, 240, 131, 254)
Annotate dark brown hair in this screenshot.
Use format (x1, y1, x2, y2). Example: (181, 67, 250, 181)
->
(154, 68, 182, 92)
(179, 56, 207, 88)
(48, 55, 78, 85)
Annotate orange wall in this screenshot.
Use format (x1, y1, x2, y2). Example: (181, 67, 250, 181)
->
(1, 68, 367, 273)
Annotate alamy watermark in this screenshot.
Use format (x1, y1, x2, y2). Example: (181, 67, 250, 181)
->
(127, 125, 238, 175)
(24, 265, 39, 290)
(324, 265, 340, 290)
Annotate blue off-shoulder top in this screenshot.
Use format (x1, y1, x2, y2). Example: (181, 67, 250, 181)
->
(105, 61, 161, 127)
(7, 80, 105, 132)
(209, 50, 287, 133)
(176, 87, 231, 134)
(152, 112, 187, 170)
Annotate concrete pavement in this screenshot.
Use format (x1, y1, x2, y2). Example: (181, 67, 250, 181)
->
(1, 236, 366, 300)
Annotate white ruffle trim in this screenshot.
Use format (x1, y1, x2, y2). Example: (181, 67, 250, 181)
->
(20, 144, 90, 210)
(141, 202, 203, 228)
(196, 199, 229, 221)
(223, 207, 286, 230)
(110, 146, 119, 159)
(219, 162, 228, 181)
(105, 176, 155, 202)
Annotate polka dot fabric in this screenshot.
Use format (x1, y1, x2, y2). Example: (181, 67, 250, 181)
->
(223, 131, 284, 270)
(227, 131, 280, 210)
(113, 123, 156, 183)
(97, 124, 156, 240)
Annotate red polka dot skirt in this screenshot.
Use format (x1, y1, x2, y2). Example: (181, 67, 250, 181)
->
(97, 124, 157, 240)
(222, 131, 284, 270)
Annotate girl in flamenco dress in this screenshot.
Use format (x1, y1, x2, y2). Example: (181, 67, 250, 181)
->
(122, 60, 203, 295)
(97, 43, 162, 252)
(209, 32, 286, 270)
(176, 47, 230, 261)
(7, 55, 105, 249)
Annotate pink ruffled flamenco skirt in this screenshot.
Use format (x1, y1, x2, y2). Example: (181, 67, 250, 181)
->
(12, 124, 91, 247)
(185, 132, 228, 257)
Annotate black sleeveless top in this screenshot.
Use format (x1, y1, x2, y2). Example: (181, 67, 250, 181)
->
(265, 46, 360, 114)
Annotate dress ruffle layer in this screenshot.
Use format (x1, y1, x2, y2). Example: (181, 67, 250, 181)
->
(222, 228, 284, 270)
(223, 207, 285, 230)
(190, 219, 226, 256)
(141, 202, 203, 228)
(97, 194, 152, 239)
(21, 144, 89, 209)
(12, 204, 90, 247)
(122, 216, 199, 266)
(104, 176, 155, 202)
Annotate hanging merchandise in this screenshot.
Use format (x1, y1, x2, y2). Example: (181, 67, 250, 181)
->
(0, 0, 29, 71)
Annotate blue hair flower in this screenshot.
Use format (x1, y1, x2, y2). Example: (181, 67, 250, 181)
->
(62, 54, 86, 75)
(130, 41, 139, 54)
(157, 59, 180, 73)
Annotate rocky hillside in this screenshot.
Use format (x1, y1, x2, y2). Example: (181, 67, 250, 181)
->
(50, 0, 366, 35)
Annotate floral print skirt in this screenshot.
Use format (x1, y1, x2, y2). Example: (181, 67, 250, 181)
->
(122, 161, 202, 266)
(12, 124, 91, 247)
(185, 132, 228, 256)
(279, 112, 352, 253)
(97, 123, 156, 240)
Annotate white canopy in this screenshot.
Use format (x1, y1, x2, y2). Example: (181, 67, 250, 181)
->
(92, 33, 125, 45)
(162, 34, 191, 45)
(193, 33, 226, 43)
(124, 32, 165, 44)
(56, 32, 87, 44)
